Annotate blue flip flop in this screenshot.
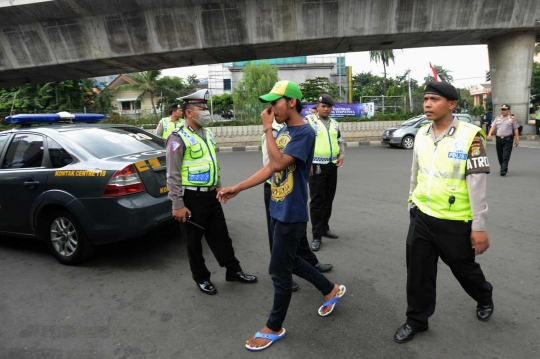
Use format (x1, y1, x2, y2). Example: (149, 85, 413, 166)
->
(245, 328, 286, 351)
(318, 284, 346, 317)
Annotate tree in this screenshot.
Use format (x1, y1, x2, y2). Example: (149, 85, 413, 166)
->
(212, 93, 234, 118)
(156, 76, 190, 99)
(424, 65, 454, 84)
(369, 50, 397, 96)
(120, 70, 166, 116)
(299, 77, 339, 103)
(232, 62, 279, 123)
(456, 88, 474, 112)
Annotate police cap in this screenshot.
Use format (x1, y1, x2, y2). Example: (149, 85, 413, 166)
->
(317, 94, 335, 106)
(424, 82, 458, 101)
(177, 89, 209, 110)
(500, 103, 511, 110)
(168, 103, 182, 113)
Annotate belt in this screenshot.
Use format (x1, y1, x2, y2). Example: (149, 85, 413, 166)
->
(496, 135, 513, 139)
(184, 185, 217, 192)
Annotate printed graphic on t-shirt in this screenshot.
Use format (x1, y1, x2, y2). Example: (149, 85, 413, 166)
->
(466, 134, 490, 175)
(272, 131, 295, 201)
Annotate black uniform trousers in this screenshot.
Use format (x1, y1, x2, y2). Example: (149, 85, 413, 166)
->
(309, 163, 338, 239)
(264, 182, 318, 266)
(182, 189, 242, 283)
(405, 206, 493, 329)
(495, 136, 514, 174)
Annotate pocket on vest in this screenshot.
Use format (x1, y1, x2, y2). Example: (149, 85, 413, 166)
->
(187, 164, 211, 183)
(190, 143, 203, 159)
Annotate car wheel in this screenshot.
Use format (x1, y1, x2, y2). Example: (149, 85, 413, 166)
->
(401, 135, 414, 149)
(43, 210, 95, 265)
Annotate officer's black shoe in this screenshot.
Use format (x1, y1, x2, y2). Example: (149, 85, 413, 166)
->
(500, 172, 507, 176)
(323, 230, 339, 239)
(311, 238, 322, 251)
(314, 262, 333, 272)
(225, 271, 258, 283)
(476, 302, 494, 322)
(291, 280, 299, 292)
(197, 280, 217, 295)
(393, 323, 428, 343)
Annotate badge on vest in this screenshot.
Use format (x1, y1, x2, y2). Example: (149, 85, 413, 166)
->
(447, 137, 468, 160)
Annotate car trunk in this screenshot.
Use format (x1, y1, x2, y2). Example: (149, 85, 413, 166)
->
(107, 150, 168, 198)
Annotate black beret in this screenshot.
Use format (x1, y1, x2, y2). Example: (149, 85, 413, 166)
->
(168, 103, 182, 112)
(424, 82, 458, 101)
(500, 103, 511, 110)
(317, 94, 335, 106)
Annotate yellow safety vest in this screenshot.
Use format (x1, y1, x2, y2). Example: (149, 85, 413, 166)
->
(160, 117, 180, 139)
(175, 125, 219, 186)
(412, 122, 486, 221)
(261, 123, 284, 184)
(306, 115, 340, 164)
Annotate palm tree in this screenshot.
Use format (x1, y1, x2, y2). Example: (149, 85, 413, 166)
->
(118, 70, 179, 116)
(369, 50, 397, 97)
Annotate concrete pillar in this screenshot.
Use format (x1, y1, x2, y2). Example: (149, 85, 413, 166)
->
(488, 31, 536, 126)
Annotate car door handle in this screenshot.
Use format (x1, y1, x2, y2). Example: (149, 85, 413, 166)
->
(24, 181, 40, 188)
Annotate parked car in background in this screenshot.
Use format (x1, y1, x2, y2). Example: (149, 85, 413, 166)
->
(0, 113, 172, 265)
(381, 114, 475, 149)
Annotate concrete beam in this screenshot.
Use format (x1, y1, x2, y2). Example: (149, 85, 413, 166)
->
(488, 31, 537, 125)
(0, 0, 539, 87)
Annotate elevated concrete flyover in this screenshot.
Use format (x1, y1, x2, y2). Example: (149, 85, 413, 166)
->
(0, 0, 539, 123)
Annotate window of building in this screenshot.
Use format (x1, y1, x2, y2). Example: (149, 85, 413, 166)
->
(47, 138, 73, 168)
(121, 101, 131, 110)
(2, 134, 44, 169)
(223, 79, 231, 90)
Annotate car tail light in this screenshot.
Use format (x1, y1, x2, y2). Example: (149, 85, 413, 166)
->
(102, 164, 145, 197)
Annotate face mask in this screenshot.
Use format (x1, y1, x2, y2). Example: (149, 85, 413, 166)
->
(194, 110, 212, 127)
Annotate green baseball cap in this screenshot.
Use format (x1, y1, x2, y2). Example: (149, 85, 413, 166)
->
(259, 80, 303, 103)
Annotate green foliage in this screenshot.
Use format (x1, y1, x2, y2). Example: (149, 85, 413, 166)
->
(232, 62, 279, 123)
(0, 79, 114, 115)
(369, 50, 398, 96)
(211, 93, 234, 117)
(456, 88, 474, 112)
(531, 62, 540, 107)
(299, 77, 339, 102)
(470, 104, 485, 117)
(156, 76, 191, 104)
(122, 70, 179, 117)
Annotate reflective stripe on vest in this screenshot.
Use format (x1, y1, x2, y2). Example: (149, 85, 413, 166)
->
(161, 117, 179, 139)
(175, 125, 219, 186)
(412, 122, 485, 221)
(261, 123, 284, 184)
(306, 115, 339, 164)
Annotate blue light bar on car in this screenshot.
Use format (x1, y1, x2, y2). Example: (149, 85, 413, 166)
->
(4, 112, 105, 125)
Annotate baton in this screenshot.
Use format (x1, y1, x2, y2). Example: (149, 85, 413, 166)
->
(186, 219, 205, 230)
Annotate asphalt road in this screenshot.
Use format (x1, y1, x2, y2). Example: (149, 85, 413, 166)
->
(1, 143, 539, 359)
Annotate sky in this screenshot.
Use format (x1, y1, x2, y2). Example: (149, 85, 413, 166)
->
(161, 44, 490, 88)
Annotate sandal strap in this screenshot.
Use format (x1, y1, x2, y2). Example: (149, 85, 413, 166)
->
(253, 331, 282, 341)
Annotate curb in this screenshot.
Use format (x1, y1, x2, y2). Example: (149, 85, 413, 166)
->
(216, 141, 383, 152)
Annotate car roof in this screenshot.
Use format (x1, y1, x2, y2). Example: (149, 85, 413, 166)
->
(0, 123, 141, 135)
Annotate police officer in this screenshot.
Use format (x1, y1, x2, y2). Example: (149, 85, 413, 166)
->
(166, 90, 257, 295)
(394, 82, 494, 343)
(306, 94, 345, 251)
(156, 103, 183, 139)
(261, 121, 334, 292)
(487, 104, 519, 176)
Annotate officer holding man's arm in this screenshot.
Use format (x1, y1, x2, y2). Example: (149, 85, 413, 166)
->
(166, 90, 257, 295)
(305, 94, 345, 252)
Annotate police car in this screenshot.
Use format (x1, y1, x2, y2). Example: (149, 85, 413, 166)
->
(0, 112, 172, 265)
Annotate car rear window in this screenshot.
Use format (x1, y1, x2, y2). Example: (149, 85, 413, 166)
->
(62, 127, 164, 159)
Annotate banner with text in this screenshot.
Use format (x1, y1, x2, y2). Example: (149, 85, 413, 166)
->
(301, 103, 375, 119)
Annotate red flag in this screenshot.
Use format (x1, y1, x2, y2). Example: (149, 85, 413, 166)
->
(429, 62, 440, 82)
